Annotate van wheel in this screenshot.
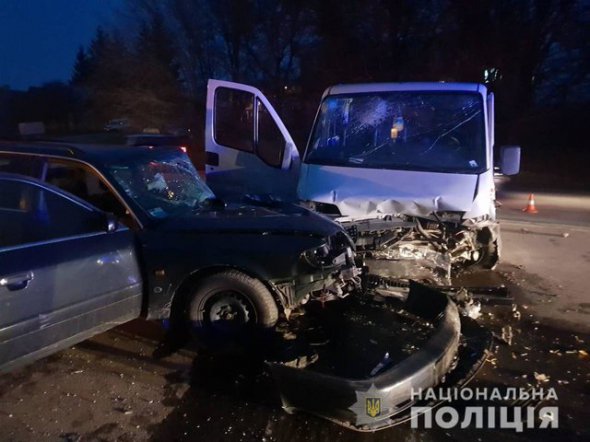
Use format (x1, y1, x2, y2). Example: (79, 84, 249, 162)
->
(186, 270, 279, 336)
(475, 239, 498, 269)
(474, 227, 499, 270)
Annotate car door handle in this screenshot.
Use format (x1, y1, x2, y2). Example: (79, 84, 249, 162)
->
(0, 271, 34, 291)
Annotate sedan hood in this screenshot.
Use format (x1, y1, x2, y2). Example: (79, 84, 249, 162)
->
(298, 164, 479, 219)
(157, 202, 342, 238)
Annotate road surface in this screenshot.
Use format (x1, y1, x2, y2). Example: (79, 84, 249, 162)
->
(497, 191, 590, 333)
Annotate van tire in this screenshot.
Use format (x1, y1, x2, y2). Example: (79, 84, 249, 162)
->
(474, 227, 500, 270)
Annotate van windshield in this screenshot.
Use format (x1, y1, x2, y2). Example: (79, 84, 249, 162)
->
(305, 92, 486, 173)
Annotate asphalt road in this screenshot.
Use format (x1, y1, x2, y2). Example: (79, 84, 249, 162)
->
(497, 190, 590, 227)
(0, 192, 589, 442)
(496, 191, 590, 333)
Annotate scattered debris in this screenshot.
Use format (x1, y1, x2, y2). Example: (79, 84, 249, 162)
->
(283, 353, 319, 369)
(448, 288, 482, 319)
(501, 326, 514, 346)
(512, 304, 522, 320)
(534, 372, 550, 383)
(462, 300, 482, 319)
(282, 331, 297, 341)
(59, 433, 81, 442)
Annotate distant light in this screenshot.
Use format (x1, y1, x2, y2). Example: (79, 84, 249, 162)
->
(180, 146, 188, 153)
(484, 67, 501, 84)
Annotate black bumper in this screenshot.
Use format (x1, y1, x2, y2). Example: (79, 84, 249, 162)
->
(268, 281, 491, 431)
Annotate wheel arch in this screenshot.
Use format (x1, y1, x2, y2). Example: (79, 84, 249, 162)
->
(167, 265, 286, 324)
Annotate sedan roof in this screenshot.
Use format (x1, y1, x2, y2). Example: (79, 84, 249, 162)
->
(0, 140, 181, 165)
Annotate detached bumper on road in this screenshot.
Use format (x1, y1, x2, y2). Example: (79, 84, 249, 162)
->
(268, 282, 491, 431)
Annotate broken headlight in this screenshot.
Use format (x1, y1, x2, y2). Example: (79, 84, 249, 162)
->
(301, 243, 333, 268)
(301, 242, 355, 269)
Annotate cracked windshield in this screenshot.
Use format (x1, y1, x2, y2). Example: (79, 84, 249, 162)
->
(108, 151, 214, 219)
(306, 92, 486, 173)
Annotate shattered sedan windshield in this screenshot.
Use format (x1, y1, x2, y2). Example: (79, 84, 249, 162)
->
(107, 151, 214, 219)
(305, 92, 486, 173)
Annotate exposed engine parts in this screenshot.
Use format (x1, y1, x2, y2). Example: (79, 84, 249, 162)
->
(309, 265, 363, 303)
(341, 216, 500, 283)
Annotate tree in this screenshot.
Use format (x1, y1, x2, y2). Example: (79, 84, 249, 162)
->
(72, 0, 588, 136)
(76, 22, 187, 130)
(71, 47, 92, 85)
(9, 82, 80, 134)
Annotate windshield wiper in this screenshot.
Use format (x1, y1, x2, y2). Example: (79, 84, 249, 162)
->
(420, 110, 481, 156)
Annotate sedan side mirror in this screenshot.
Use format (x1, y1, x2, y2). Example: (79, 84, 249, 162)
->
(499, 145, 521, 176)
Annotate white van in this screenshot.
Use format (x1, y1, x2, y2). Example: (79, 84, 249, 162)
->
(204, 80, 520, 277)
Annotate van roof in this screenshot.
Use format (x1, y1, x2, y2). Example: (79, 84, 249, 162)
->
(324, 82, 486, 97)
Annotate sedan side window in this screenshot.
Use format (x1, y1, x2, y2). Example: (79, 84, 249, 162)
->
(0, 153, 43, 177)
(0, 179, 104, 249)
(45, 160, 134, 226)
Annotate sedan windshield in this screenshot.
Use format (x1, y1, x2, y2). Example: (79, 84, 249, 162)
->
(306, 92, 486, 173)
(107, 151, 214, 219)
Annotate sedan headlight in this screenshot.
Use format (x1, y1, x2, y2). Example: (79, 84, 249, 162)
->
(301, 241, 355, 269)
(301, 243, 333, 268)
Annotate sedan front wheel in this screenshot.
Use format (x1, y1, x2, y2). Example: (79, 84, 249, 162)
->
(187, 270, 279, 336)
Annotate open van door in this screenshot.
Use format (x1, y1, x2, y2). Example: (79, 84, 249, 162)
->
(205, 80, 300, 201)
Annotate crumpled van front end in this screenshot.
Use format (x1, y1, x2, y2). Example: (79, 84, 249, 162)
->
(298, 82, 511, 276)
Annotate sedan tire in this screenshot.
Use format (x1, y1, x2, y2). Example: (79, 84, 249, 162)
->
(187, 270, 279, 336)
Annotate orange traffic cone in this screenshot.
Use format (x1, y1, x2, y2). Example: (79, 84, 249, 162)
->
(522, 193, 539, 214)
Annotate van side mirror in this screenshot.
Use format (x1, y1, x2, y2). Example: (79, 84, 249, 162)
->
(499, 145, 521, 176)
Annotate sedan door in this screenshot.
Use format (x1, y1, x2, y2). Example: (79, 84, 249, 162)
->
(0, 174, 143, 373)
